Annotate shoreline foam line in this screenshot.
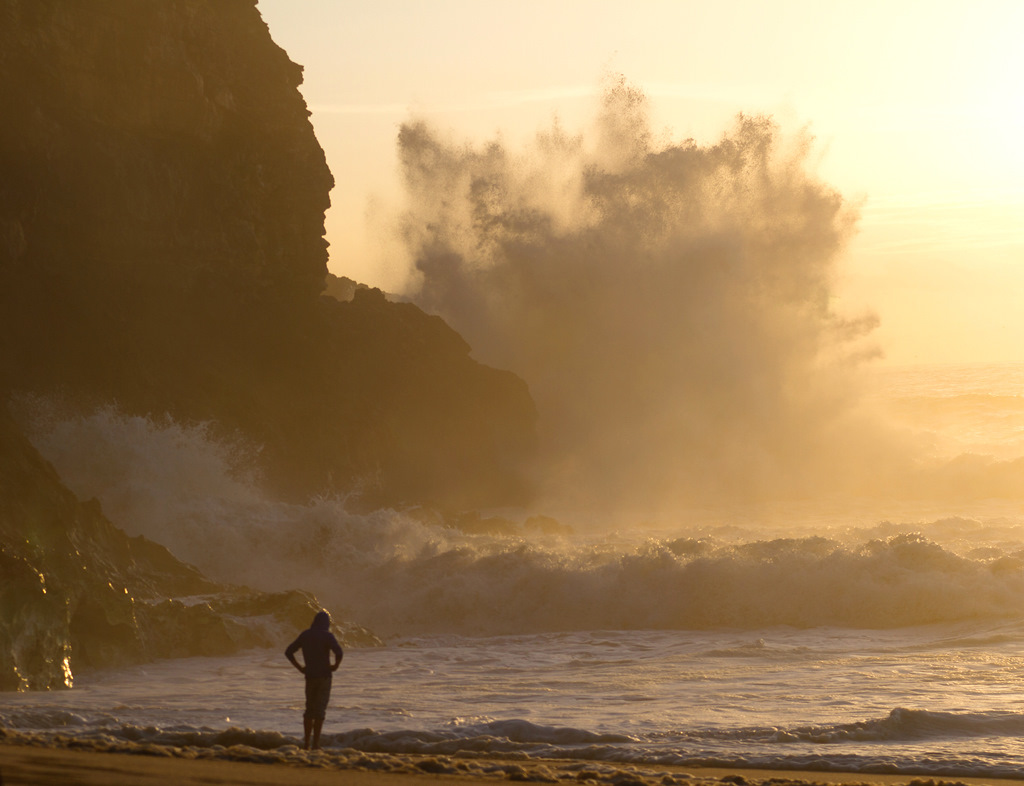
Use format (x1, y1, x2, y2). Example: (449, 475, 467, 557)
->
(2, 741, 1023, 786)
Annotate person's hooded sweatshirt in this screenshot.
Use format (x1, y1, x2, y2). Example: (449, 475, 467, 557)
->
(286, 610, 344, 679)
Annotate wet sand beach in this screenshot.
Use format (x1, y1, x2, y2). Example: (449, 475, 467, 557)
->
(2, 742, 1023, 786)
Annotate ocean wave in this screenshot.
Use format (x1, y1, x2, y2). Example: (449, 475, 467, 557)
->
(7, 706, 1023, 750)
(14, 398, 1024, 636)
(770, 708, 1024, 744)
(5, 711, 1024, 780)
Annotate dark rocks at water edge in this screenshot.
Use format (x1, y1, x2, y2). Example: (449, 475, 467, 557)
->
(0, 0, 537, 510)
(0, 404, 381, 691)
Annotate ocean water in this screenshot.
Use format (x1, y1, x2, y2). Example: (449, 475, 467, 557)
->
(6, 624, 1024, 778)
(5, 362, 1024, 780)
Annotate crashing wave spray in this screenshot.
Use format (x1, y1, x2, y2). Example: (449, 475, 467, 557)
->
(394, 78, 887, 514)
(15, 397, 1024, 636)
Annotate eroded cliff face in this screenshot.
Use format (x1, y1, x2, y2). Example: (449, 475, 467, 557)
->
(0, 0, 535, 689)
(0, 0, 331, 305)
(0, 0, 537, 507)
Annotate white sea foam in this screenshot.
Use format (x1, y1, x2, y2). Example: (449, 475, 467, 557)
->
(12, 388, 1024, 638)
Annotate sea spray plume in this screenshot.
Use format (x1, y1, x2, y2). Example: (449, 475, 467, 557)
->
(10, 396, 262, 532)
(396, 79, 880, 511)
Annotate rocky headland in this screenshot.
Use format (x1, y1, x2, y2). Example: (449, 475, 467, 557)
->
(0, 0, 536, 508)
(0, 0, 536, 687)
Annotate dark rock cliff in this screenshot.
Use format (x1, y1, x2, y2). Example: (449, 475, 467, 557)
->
(0, 0, 331, 305)
(0, 0, 537, 508)
(0, 0, 536, 688)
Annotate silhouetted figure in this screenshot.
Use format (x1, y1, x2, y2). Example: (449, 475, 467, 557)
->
(285, 609, 344, 750)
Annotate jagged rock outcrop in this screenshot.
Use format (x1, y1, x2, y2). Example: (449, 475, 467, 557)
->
(0, 0, 537, 508)
(0, 403, 382, 691)
(323, 272, 367, 303)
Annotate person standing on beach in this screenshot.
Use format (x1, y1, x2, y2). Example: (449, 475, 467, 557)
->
(285, 609, 344, 750)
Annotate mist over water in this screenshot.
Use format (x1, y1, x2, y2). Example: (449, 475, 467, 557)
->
(395, 79, 886, 513)
(14, 391, 1024, 638)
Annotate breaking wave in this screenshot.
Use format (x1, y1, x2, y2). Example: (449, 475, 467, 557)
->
(6, 709, 1024, 779)
(394, 78, 885, 512)
(773, 708, 1024, 744)
(13, 397, 1024, 638)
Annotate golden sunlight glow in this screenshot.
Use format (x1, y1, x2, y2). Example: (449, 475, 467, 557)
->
(257, 0, 1024, 365)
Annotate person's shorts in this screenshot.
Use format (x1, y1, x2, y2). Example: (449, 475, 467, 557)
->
(304, 676, 332, 721)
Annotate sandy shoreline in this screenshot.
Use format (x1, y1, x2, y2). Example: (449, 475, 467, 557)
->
(3, 741, 1024, 786)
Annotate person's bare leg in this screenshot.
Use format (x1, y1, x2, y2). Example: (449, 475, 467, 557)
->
(303, 717, 312, 750)
(312, 718, 324, 750)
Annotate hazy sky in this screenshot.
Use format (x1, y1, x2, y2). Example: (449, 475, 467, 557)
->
(257, 0, 1024, 366)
